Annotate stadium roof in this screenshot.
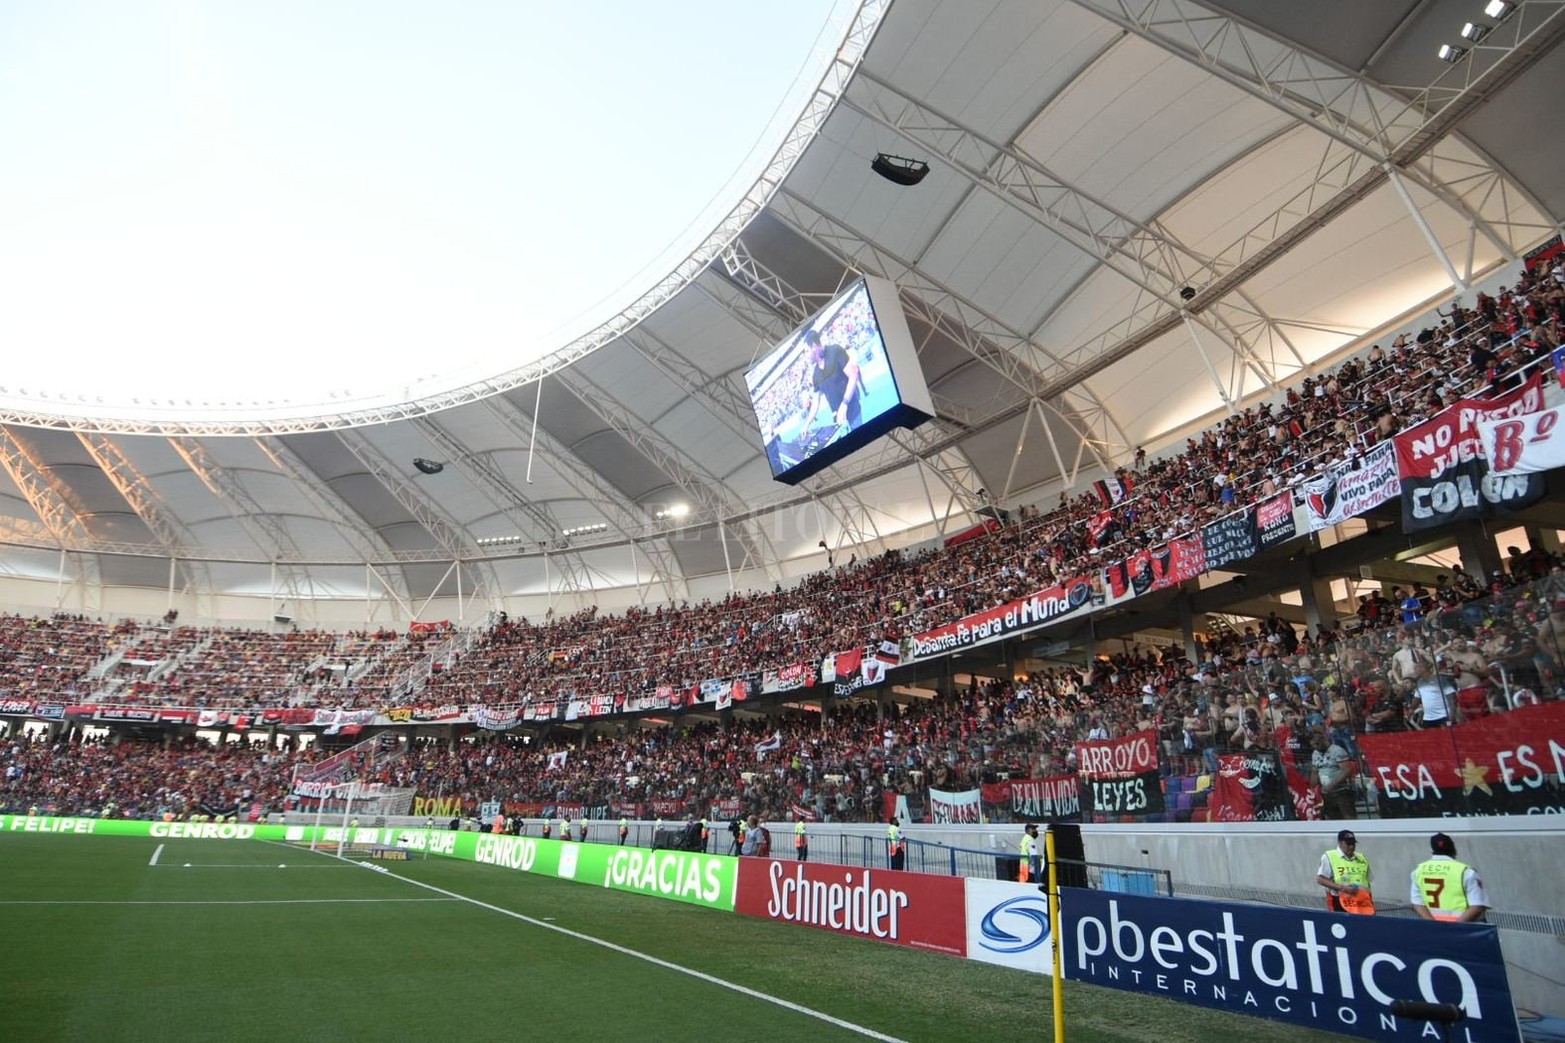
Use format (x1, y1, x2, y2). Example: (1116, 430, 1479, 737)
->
(1, 0, 1562, 610)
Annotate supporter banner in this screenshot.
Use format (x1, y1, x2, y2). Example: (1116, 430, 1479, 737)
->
(1254, 491, 1297, 549)
(1358, 701, 1565, 817)
(1075, 729, 1164, 816)
(697, 679, 729, 705)
(1101, 549, 1154, 603)
(412, 794, 467, 819)
(1092, 476, 1132, 507)
(0, 699, 34, 716)
(194, 710, 251, 730)
(1478, 403, 1565, 475)
(927, 788, 981, 824)
(1524, 232, 1563, 272)
(761, 663, 815, 694)
(1395, 373, 1546, 531)
(34, 704, 64, 720)
(649, 800, 685, 818)
(314, 709, 375, 732)
(965, 879, 1053, 974)
(472, 705, 521, 731)
(1008, 775, 1081, 822)
(943, 517, 1000, 548)
(735, 858, 966, 956)
(1062, 888, 1519, 1043)
(1275, 727, 1322, 821)
(1075, 729, 1158, 777)
(65, 705, 157, 722)
(1209, 751, 1296, 822)
(1396, 373, 1545, 479)
(1150, 535, 1206, 591)
(1399, 457, 1543, 532)
(408, 620, 452, 634)
(1292, 442, 1400, 534)
(1199, 510, 1258, 571)
(909, 578, 1093, 660)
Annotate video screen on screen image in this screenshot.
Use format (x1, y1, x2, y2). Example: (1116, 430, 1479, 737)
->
(744, 276, 933, 484)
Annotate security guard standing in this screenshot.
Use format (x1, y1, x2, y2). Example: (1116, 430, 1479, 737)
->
(542, 818, 552, 840)
(654, 816, 664, 848)
(1316, 829, 1374, 914)
(887, 816, 905, 870)
(426, 816, 435, 832)
(736, 817, 749, 855)
(1411, 832, 1490, 923)
(794, 815, 809, 862)
(578, 819, 589, 843)
(1019, 823, 1041, 883)
(699, 817, 710, 852)
(560, 815, 572, 841)
(618, 816, 629, 845)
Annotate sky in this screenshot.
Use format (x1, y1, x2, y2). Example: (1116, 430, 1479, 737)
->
(0, 1, 848, 424)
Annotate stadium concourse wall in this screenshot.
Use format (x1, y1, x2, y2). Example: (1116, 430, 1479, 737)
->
(1, 816, 1525, 1043)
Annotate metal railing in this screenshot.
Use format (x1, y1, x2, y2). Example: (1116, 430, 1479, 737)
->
(759, 831, 1172, 895)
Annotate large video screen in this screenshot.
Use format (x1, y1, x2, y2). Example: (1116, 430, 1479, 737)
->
(745, 275, 935, 485)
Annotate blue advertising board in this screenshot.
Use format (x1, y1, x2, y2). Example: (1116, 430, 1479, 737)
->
(1060, 888, 1519, 1043)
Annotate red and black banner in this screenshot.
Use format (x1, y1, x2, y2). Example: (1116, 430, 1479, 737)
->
(1394, 372, 1546, 532)
(1254, 492, 1297, 549)
(1358, 702, 1565, 817)
(1074, 729, 1164, 816)
(1209, 751, 1297, 822)
(1150, 535, 1207, 591)
(908, 578, 1093, 660)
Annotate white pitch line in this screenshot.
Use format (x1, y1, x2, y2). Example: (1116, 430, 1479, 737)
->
(148, 843, 163, 867)
(281, 844, 905, 1043)
(0, 898, 457, 906)
(152, 863, 355, 869)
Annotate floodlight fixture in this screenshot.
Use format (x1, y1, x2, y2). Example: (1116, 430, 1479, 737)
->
(475, 535, 525, 547)
(1483, 0, 1514, 21)
(1178, 286, 1197, 302)
(1437, 43, 1467, 62)
(870, 153, 930, 186)
(1461, 20, 1492, 40)
(654, 503, 691, 520)
(561, 522, 608, 537)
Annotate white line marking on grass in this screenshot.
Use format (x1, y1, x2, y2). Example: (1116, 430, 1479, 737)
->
(282, 843, 904, 1042)
(148, 844, 163, 866)
(153, 863, 355, 869)
(0, 898, 457, 906)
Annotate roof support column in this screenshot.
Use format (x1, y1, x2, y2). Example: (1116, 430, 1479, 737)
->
(1385, 164, 1467, 292)
(1181, 314, 1236, 415)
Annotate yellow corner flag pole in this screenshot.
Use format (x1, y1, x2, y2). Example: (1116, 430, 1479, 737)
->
(1046, 827, 1065, 1043)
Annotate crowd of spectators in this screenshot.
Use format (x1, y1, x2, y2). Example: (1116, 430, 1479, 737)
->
(4, 564, 1558, 822)
(1, 266, 1563, 820)
(0, 735, 302, 819)
(0, 614, 127, 703)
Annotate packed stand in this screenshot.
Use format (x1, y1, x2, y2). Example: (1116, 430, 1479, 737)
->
(0, 614, 122, 702)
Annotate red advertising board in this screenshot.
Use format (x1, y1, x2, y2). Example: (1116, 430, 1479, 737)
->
(735, 859, 966, 956)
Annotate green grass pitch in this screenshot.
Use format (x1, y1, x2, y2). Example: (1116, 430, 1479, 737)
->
(0, 834, 1350, 1042)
